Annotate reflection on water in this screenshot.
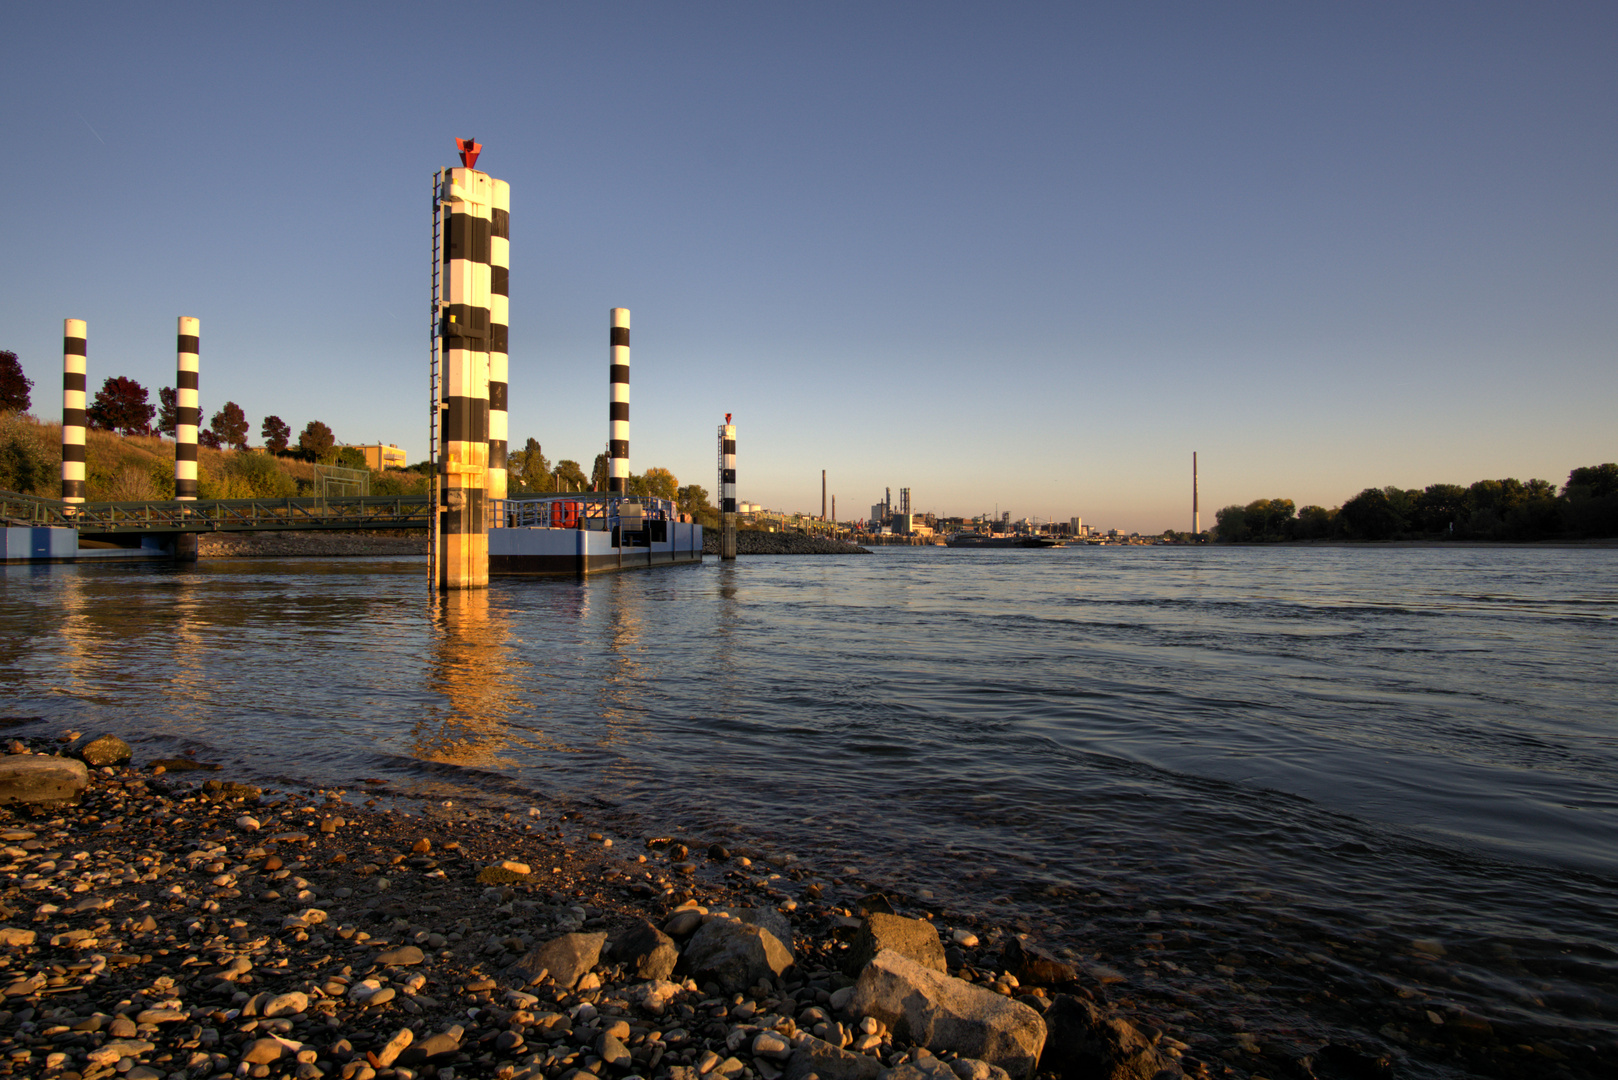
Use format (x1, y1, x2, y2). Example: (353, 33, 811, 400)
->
(2, 548, 1617, 1073)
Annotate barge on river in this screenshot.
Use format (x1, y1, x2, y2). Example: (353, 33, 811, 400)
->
(489, 494, 703, 575)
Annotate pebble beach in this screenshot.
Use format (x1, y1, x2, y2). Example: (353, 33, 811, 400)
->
(0, 734, 1209, 1080)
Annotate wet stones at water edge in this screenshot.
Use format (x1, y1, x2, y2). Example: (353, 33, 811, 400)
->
(72, 734, 133, 768)
(0, 753, 89, 805)
(846, 912, 948, 975)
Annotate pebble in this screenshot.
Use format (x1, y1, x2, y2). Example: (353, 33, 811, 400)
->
(237, 815, 261, 831)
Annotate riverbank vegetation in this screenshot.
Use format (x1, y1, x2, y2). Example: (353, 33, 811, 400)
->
(1215, 464, 1618, 542)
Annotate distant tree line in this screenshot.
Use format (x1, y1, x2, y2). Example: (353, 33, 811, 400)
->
(502, 437, 717, 525)
(1214, 466, 1618, 542)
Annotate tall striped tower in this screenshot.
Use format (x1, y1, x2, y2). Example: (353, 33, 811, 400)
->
(61, 320, 87, 506)
(718, 416, 737, 560)
(487, 179, 510, 503)
(608, 309, 630, 494)
(437, 139, 496, 590)
(1193, 451, 1199, 537)
(175, 317, 200, 500)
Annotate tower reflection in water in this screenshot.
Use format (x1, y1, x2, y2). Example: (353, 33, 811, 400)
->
(415, 589, 532, 770)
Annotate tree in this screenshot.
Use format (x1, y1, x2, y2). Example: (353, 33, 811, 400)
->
(1213, 504, 1250, 542)
(298, 420, 335, 462)
(198, 429, 222, 450)
(157, 387, 179, 436)
(0, 414, 51, 493)
(591, 453, 609, 492)
(1413, 484, 1468, 534)
(1242, 497, 1296, 541)
(677, 483, 714, 523)
(261, 415, 291, 454)
(335, 446, 366, 470)
(1338, 487, 1405, 540)
(87, 376, 155, 435)
(639, 466, 679, 501)
(507, 438, 551, 493)
(1294, 505, 1335, 540)
(0, 351, 32, 413)
(209, 401, 250, 450)
(1566, 463, 1618, 500)
(554, 459, 588, 492)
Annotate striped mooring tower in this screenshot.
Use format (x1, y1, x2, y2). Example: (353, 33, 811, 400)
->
(61, 320, 87, 506)
(488, 180, 511, 504)
(434, 138, 502, 590)
(718, 416, 737, 560)
(175, 317, 200, 501)
(608, 309, 630, 494)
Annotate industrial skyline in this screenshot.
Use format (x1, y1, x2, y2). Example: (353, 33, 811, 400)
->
(3, 4, 1614, 534)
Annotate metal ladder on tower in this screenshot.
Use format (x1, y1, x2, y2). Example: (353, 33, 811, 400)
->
(428, 168, 446, 592)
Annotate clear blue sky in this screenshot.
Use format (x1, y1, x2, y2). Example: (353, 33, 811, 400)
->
(4, 2, 1614, 532)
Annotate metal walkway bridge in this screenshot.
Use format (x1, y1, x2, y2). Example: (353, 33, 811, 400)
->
(1, 489, 429, 539)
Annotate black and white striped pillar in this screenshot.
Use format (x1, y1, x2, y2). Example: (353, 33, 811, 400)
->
(175, 316, 200, 500)
(608, 308, 630, 494)
(719, 416, 737, 560)
(487, 178, 510, 503)
(438, 143, 495, 589)
(61, 319, 87, 505)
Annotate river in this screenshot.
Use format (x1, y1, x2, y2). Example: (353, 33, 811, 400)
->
(3, 545, 1614, 1077)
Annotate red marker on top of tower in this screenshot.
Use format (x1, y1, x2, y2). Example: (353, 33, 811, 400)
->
(456, 138, 481, 170)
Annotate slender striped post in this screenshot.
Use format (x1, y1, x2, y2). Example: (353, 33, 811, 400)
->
(437, 147, 495, 589)
(487, 179, 510, 503)
(719, 416, 737, 560)
(61, 320, 87, 506)
(175, 317, 200, 500)
(608, 309, 630, 494)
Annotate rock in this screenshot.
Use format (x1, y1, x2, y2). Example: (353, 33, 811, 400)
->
(376, 945, 425, 966)
(664, 909, 706, 936)
(847, 913, 947, 974)
(242, 1038, 288, 1065)
(0, 928, 36, 946)
(236, 815, 261, 832)
(75, 734, 132, 767)
(681, 915, 794, 993)
(400, 1031, 460, 1064)
(850, 949, 1046, 1079)
(615, 919, 680, 981)
(86, 1040, 155, 1066)
(597, 1032, 633, 1068)
(716, 905, 793, 946)
(888, 1061, 959, 1080)
(952, 929, 980, 948)
(752, 1031, 792, 1059)
(1000, 938, 1075, 986)
(782, 1036, 884, 1080)
(134, 1008, 187, 1024)
(374, 1028, 414, 1068)
(263, 992, 309, 1017)
(0, 755, 88, 805)
(506, 931, 606, 989)
(1039, 994, 1167, 1080)
(108, 1016, 139, 1038)
(855, 894, 895, 916)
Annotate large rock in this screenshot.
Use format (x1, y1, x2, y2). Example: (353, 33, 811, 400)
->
(615, 919, 680, 981)
(850, 949, 1045, 1079)
(782, 1036, 884, 1080)
(1000, 937, 1076, 986)
(682, 915, 794, 993)
(847, 912, 947, 974)
(715, 905, 794, 947)
(75, 734, 132, 767)
(506, 931, 606, 989)
(0, 755, 88, 805)
(887, 1060, 960, 1080)
(1040, 994, 1167, 1080)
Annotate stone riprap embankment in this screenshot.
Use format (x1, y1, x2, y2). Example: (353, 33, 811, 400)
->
(701, 532, 869, 556)
(198, 533, 427, 559)
(0, 731, 1400, 1080)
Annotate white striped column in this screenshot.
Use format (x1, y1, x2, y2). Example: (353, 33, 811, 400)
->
(608, 309, 630, 494)
(487, 179, 510, 503)
(438, 156, 494, 589)
(61, 320, 87, 505)
(719, 417, 737, 560)
(175, 317, 200, 500)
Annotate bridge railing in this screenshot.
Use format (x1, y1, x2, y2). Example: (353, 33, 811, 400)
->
(492, 494, 679, 532)
(0, 489, 428, 534)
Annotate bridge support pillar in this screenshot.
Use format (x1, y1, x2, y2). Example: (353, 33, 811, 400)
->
(173, 534, 198, 562)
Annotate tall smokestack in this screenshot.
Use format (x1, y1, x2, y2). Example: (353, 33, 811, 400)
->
(609, 309, 630, 494)
(175, 317, 200, 500)
(1193, 451, 1199, 536)
(61, 320, 87, 505)
(822, 470, 826, 519)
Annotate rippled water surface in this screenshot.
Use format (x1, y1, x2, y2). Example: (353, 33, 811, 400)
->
(4, 545, 1616, 1076)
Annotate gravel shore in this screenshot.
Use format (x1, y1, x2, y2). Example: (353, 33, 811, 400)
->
(0, 735, 1440, 1080)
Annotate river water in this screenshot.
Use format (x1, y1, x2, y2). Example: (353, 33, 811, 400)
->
(3, 545, 1615, 1076)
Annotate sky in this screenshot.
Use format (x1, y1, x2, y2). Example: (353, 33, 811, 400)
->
(3, 2, 1614, 532)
